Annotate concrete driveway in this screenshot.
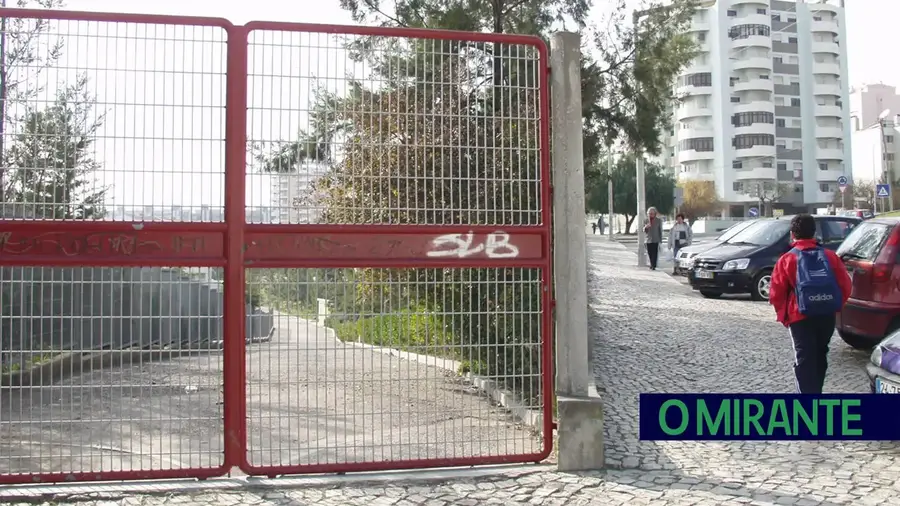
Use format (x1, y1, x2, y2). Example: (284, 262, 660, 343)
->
(0, 314, 541, 477)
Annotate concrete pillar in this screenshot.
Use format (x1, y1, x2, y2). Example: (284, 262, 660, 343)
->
(549, 31, 604, 472)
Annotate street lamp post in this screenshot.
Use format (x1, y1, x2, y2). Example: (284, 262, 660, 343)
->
(633, 0, 715, 267)
(0, 0, 7, 205)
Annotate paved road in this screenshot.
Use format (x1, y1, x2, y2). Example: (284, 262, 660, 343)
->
(4, 236, 899, 505)
(0, 315, 539, 476)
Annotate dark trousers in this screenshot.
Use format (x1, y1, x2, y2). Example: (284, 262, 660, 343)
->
(789, 315, 836, 393)
(646, 242, 659, 269)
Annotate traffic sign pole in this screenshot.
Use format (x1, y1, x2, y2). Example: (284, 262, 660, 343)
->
(837, 176, 848, 210)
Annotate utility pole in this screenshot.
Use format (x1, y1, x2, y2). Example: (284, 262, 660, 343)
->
(607, 149, 613, 239)
(758, 183, 763, 217)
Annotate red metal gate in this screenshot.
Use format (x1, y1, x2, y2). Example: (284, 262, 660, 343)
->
(0, 8, 552, 484)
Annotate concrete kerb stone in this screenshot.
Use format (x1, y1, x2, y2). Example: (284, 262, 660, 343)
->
(321, 318, 545, 434)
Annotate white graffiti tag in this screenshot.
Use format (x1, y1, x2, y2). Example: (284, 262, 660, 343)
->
(426, 231, 520, 258)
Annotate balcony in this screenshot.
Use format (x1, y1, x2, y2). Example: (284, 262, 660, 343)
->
(733, 101, 775, 115)
(677, 83, 713, 96)
(812, 41, 841, 54)
(676, 169, 715, 183)
(813, 61, 842, 75)
(676, 105, 713, 121)
(678, 149, 715, 164)
(733, 78, 774, 93)
(816, 168, 847, 181)
(734, 145, 777, 159)
(817, 147, 845, 160)
(734, 167, 778, 181)
(815, 104, 843, 117)
(814, 83, 842, 96)
(732, 35, 772, 50)
(730, 14, 770, 28)
(687, 21, 710, 33)
(732, 56, 772, 71)
(815, 126, 844, 139)
(811, 20, 839, 34)
(676, 128, 716, 140)
(734, 123, 776, 136)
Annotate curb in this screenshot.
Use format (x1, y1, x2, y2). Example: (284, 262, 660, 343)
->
(325, 325, 545, 434)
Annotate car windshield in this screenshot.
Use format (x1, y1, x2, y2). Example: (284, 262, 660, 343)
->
(716, 220, 755, 242)
(726, 220, 791, 246)
(835, 222, 894, 261)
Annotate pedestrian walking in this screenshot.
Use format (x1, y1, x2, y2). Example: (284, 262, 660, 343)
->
(667, 213, 692, 274)
(591, 223, 597, 234)
(597, 216, 604, 235)
(768, 214, 851, 394)
(642, 207, 663, 270)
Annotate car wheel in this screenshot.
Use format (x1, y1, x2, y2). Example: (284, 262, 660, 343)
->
(700, 290, 722, 299)
(751, 270, 772, 301)
(837, 329, 879, 350)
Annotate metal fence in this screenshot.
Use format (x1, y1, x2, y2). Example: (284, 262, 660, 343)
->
(0, 7, 552, 483)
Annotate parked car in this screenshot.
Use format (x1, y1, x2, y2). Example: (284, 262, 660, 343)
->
(835, 217, 900, 349)
(687, 215, 860, 300)
(673, 219, 759, 276)
(840, 209, 875, 220)
(866, 330, 900, 393)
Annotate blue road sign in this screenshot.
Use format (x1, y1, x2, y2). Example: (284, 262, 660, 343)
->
(837, 175, 848, 187)
(877, 184, 892, 198)
(748, 207, 759, 217)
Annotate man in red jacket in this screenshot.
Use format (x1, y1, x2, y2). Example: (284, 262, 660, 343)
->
(769, 214, 852, 393)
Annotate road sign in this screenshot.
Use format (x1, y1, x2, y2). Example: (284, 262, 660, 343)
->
(748, 207, 759, 217)
(773, 209, 784, 218)
(838, 176, 848, 193)
(877, 184, 891, 198)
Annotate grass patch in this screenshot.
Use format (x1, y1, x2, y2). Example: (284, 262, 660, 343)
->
(1, 350, 59, 374)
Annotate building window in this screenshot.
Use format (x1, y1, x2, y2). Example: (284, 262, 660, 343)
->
(733, 111, 774, 126)
(731, 96, 741, 103)
(791, 98, 801, 107)
(763, 160, 773, 168)
(729, 24, 771, 40)
(679, 137, 715, 151)
(682, 72, 712, 87)
(757, 8, 767, 15)
(819, 162, 828, 170)
(788, 37, 798, 43)
(774, 56, 783, 64)
(760, 74, 769, 80)
(733, 160, 743, 169)
(886, 135, 894, 143)
(885, 153, 895, 161)
(819, 183, 832, 193)
(788, 16, 796, 22)
(778, 162, 787, 170)
(698, 32, 706, 42)
(813, 16, 822, 21)
(795, 184, 804, 192)
(776, 118, 786, 127)
(733, 134, 775, 149)
(727, 9, 737, 17)
(772, 14, 781, 21)
(733, 182, 744, 192)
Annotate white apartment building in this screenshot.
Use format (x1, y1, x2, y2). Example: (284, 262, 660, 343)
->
(271, 166, 327, 224)
(850, 114, 900, 190)
(850, 83, 900, 130)
(658, 0, 850, 216)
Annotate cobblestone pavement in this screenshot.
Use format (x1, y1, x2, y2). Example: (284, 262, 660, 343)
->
(4, 236, 899, 505)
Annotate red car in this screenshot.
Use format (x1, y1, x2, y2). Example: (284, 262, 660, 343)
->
(836, 217, 900, 349)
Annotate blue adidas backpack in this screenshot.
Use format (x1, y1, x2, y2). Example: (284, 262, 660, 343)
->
(791, 247, 842, 316)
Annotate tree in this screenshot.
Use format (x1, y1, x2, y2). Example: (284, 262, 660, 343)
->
(0, 0, 67, 203)
(3, 74, 107, 219)
(678, 180, 719, 220)
(585, 155, 675, 233)
(739, 181, 792, 217)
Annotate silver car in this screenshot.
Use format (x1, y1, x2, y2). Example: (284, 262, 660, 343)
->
(674, 220, 760, 275)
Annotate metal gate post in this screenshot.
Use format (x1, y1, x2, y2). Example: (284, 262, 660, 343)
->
(223, 24, 250, 468)
(549, 31, 605, 471)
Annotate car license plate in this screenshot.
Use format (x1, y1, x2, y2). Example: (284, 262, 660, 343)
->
(875, 376, 900, 394)
(695, 269, 714, 279)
